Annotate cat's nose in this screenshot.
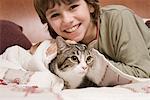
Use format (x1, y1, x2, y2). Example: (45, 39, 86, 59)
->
(82, 66, 88, 70)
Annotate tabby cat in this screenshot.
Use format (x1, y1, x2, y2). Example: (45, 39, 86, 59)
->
(49, 36, 98, 89)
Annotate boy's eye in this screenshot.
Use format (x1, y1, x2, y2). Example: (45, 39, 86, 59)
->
(70, 5, 79, 10)
(51, 13, 60, 18)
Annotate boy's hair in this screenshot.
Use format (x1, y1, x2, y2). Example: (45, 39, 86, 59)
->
(34, 0, 100, 39)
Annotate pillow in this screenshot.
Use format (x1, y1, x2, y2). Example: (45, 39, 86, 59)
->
(0, 20, 32, 54)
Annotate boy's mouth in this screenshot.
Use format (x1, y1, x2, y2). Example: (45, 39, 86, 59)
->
(64, 23, 81, 33)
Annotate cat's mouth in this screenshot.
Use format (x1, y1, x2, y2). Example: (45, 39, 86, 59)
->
(79, 70, 88, 75)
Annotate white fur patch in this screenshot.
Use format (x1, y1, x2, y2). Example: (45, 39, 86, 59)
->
(56, 54, 88, 88)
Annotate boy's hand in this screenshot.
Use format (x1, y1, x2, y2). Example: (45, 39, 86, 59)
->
(65, 40, 77, 44)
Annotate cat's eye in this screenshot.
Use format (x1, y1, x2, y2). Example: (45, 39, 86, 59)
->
(86, 56, 93, 63)
(71, 56, 78, 62)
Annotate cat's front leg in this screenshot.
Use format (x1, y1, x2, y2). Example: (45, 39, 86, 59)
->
(63, 81, 71, 89)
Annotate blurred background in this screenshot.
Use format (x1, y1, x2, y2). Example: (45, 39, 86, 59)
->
(0, 0, 150, 43)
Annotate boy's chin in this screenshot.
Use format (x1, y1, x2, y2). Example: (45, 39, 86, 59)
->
(71, 35, 84, 42)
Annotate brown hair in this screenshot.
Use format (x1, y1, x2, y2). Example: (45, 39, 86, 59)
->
(34, 0, 100, 38)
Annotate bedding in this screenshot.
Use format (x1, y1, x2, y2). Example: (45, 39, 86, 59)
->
(0, 82, 150, 100)
(0, 39, 150, 100)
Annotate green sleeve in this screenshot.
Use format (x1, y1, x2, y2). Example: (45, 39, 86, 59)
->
(108, 8, 150, 78)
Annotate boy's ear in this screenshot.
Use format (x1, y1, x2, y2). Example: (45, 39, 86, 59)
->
(89, 4, 94, 13)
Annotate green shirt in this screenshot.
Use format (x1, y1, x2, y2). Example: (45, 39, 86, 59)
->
(93, 5, 150, 78)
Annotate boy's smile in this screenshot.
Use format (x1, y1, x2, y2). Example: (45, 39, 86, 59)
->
(62, 23, 82, 40)
(46, 0, 96, 43)
(63, 23, 81, 33)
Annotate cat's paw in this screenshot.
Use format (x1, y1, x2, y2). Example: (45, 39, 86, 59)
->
(63, 81, 71, 89)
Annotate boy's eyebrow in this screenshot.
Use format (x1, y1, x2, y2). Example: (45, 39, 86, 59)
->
(46, 9, 56, 15)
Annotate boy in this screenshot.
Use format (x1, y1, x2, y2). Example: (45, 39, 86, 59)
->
(34, 0, 150, 78)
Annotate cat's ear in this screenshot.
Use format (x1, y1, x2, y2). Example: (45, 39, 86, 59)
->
(87, 40, 97, 49)
(56, 36, 68, 53)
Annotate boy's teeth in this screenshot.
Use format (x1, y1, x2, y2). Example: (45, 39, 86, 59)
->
(65, 25, 78, 33)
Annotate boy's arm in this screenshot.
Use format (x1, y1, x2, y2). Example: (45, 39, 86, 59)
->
(109, 7, 150, 78)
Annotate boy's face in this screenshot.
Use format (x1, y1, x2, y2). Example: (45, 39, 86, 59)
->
(46, 0, 92, 42)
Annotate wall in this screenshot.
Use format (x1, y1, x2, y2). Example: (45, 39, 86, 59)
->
(0, 0, 50, 43)
(0, 0, 150, 43)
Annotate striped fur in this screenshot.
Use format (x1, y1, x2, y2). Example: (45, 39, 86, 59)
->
(49, 36, 97, 89)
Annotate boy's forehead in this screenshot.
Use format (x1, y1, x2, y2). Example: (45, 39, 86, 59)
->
(46, 4, 61, 14)
(48, 0, 80, 8)
(47, 0, 80, 13)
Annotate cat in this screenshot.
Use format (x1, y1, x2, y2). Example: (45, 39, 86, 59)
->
(49, 36, 98, 89)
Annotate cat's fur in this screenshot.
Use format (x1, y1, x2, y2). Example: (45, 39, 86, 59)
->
(49, 36, 98, 89)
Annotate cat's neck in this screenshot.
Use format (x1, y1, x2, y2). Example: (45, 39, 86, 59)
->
(56, 69, 85, 88)
(66, 75, 84, 89)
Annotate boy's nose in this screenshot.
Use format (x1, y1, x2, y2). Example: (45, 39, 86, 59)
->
(62, 12, 73, 24)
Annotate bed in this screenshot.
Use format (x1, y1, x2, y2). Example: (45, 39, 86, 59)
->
(0, 20, 150, 100)
(0, 83, 150, 100)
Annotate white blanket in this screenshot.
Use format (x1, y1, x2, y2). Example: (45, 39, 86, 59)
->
(0, 40, 64, 92)
(0, 39, 150, 100)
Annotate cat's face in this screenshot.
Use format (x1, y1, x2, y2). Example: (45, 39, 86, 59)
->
(55, 36, 94, 80)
